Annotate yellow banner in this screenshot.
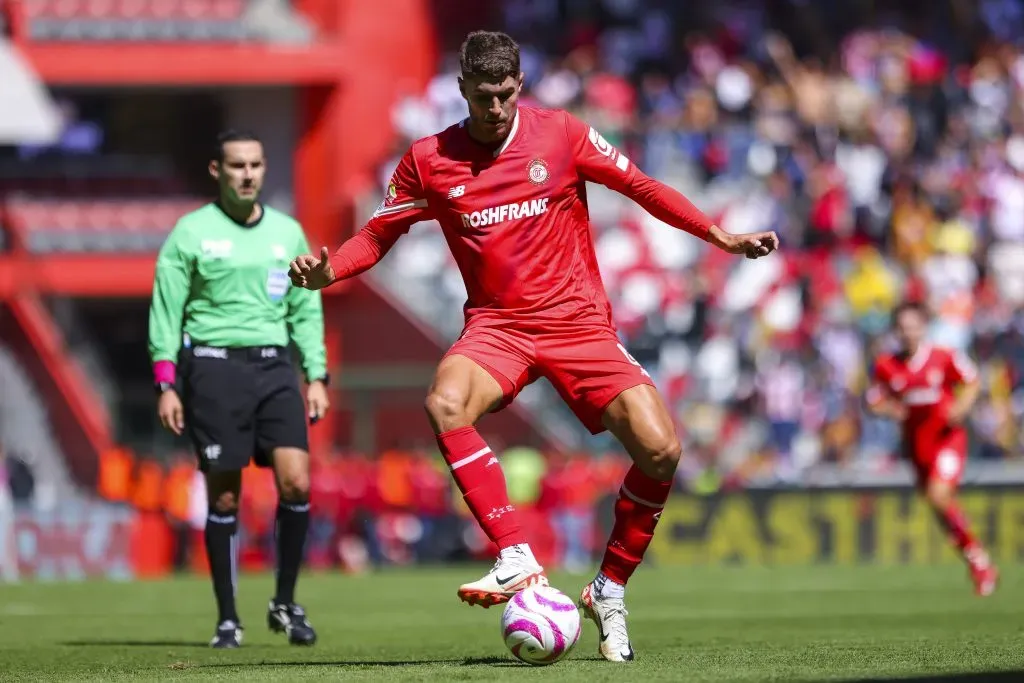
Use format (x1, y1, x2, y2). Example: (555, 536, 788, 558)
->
(646, 487, 1024, 566)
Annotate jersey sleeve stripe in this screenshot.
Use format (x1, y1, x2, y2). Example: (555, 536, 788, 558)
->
(372, 198, 428, 219)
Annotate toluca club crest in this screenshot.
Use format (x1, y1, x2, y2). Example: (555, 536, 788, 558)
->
(528, 159, 549, 185)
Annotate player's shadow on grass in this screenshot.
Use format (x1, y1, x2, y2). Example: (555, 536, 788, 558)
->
(844, 673, 1024, 683)
(60, 639, 212, 648)
(194, 656, 513, 668)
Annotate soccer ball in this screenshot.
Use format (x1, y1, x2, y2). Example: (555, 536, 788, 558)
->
(501, 585, 581, 665)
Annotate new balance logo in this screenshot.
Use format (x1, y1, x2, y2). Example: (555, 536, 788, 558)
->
(461, 198, 549, 228)
(204, 445, 222, 461)
(448, 185, 466, 199)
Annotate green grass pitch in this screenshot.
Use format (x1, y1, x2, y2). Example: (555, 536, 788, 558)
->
(1, 565, 1022, 682)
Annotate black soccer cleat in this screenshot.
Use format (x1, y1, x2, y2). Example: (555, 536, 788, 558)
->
(209, 620, 243, 649)
(267, 600, 317, 646)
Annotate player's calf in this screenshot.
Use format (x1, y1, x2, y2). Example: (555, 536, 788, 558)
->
(205, 474, 242, 635)
(924, 478, 998, 595)
(426, 354, 545, 606)
(601, 394, 680, 587)
(271, 448, 313, 618)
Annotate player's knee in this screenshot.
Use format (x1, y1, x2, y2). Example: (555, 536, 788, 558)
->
(424, 388, 471, 431)
(642, 436, 681, 481)
(278, 470, 310, 502)
(926, 482, 954, 510)
(210, 490, 239, 513)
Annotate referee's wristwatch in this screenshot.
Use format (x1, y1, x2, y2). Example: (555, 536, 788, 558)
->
(155, 381, 175, 395)
(310, 374, 330, 387)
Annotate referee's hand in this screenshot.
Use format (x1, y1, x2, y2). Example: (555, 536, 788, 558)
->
(307, 380, 330, 425)
(290, 247, 335, 290)
(158, 389, 185, 436)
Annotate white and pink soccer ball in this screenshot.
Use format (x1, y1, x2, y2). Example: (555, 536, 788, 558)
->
(501, 585, 581, 665)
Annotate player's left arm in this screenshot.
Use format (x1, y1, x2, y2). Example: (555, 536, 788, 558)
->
(564, 112, 778, 259)
(286, 228, 330, 422)
(946, 350, 981, 426)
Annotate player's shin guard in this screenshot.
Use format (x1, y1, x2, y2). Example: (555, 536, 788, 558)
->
(598, 465, 672, 587)
(438, 426, 525, 549)
(205, 509, 240, 624)
(274, 500, 310, 605)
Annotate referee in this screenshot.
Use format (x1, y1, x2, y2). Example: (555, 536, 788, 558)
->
(148, 130, 329, 649)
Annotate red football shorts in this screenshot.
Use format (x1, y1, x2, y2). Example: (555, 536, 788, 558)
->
(444, 323, 655, 434)
(905, 429, 967, 487)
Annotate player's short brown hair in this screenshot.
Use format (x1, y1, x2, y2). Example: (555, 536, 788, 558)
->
(459, 30, 520, 82)
(893, 301, 929, 323)
(214, 129, 262, 162)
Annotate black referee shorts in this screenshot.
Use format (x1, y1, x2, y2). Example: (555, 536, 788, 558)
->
(180, 345, 309, 472)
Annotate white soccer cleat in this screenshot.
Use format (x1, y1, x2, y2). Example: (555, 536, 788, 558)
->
(578, 582, 635, 662)
(457, 553, 548, 608)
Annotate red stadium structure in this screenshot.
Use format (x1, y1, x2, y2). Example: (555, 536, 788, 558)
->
(0, 0, 552, 490)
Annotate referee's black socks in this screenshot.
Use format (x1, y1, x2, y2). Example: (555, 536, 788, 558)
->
(274, 500, 311, 605)
(205, 509, 240, 624)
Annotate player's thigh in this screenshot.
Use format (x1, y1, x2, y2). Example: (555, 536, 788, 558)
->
(603, 384, 681, 480)
(922, 432, 967, 499)
(428, 327, 534, 429)
(537, 328, 657, 435)
(254, 361, 309, 468)
(181, 355, 257, 473)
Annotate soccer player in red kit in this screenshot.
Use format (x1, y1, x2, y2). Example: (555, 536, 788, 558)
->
(867, 302, 997, 596)
(290, 31, 778, 661)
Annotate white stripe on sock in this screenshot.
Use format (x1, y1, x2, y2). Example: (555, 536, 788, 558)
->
(230, 533, 238, 597)
(620, 485, 665, 509)
(448, 446, 492, 470)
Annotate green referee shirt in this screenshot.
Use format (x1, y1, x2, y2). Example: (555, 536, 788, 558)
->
(148, 202, 327, 382)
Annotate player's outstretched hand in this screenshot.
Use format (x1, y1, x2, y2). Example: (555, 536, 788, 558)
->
(708, 226, 780, 260)
(289, 246, 336, 290)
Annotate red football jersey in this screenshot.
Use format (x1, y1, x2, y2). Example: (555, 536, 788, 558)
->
(868, 344, 977, 443)
(329, 106, 713, 328)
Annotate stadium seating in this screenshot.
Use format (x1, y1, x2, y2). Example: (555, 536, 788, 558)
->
(5, 197, 204, 252)
(20, 0, 271, 42)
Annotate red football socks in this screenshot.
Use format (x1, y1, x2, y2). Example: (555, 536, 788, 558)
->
(437, 426, 526, 550)
(599, 464, 672, 585)
(935, 501, 984, 563)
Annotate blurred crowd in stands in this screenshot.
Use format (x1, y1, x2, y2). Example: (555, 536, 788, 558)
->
(12, 1, 1024, 571)
(373, 0, 1024, 483)
(72, 447, 632, 574)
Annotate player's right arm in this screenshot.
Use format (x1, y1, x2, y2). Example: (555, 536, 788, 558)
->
(148, 220, 195, 386)
(290, 147, 433, 290)
(148, 220, 195, 435)
(865, 358, 906, 421)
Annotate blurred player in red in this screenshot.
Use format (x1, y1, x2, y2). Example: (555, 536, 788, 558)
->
(290, 31, 778, 661)
(867, 302, 997, 596)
